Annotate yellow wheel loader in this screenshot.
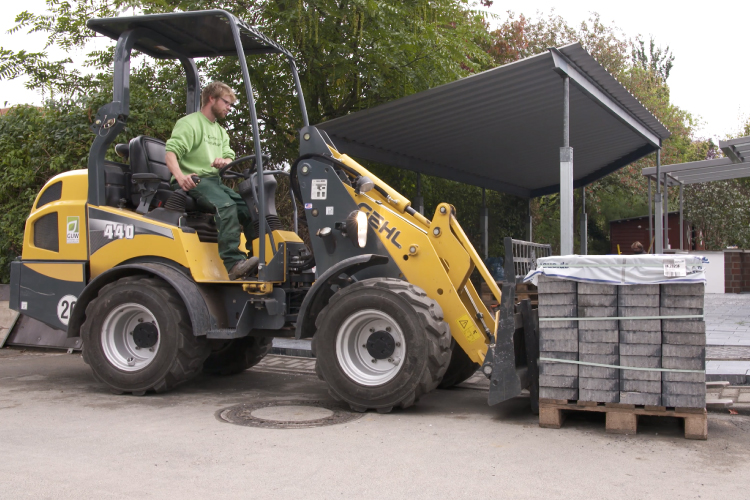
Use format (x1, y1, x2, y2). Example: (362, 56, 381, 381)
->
(8, 10, 534, 411)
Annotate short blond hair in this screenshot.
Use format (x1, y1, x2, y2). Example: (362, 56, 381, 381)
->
(201, 81, 236, 108)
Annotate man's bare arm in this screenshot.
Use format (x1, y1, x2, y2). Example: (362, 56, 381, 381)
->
(166, 151, 196, 191)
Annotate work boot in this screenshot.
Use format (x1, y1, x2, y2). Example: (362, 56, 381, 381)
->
(228, 256, 260, 280)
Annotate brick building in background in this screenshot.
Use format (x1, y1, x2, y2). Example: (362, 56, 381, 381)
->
(609, 212, 692, 254)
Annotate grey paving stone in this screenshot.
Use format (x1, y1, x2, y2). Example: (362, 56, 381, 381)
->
(619, 319, 661, 331)
(579, 389, 619, 403)
(540, 351, 578, 361)
(662, 344, 705, 358)
(538, 305, 577, 318)
(539, 387, 578, 400)
(539, 320, 578, 329)
(578, 295, 617, 307)
(662, 356, 705, 370)
(580, 353, 618, 365)
(577, 283, 617, 295)
(662, 381, 706, 396)
(537, 277, 577, 294)
(621, 369, 661, 381)
(660, 307, 704, 319)
(620, 392, 661, 405)
(662, 320, 706, 334)
(539, 362, 578, 376)
(662, 371, 706, 383)
(579, 330, 618, 343)
(619, 284, 660, 295)
(538, 328, 578, 341)
(660, 283, 705, 296)
(661, 394, 705, 408)
(619, 330, 661, 344)
(621, 379, 661, 393)
(539, 375, 578, 388)
(579, 342, 618, 355)
(539, 339, 578, 352)
(538, 293, 577, 306)
(580, 365, 618, 378)
(662, 332, 706, 346)
(578, 306, 617, 317)
(620, 343, 661, 357)
(579, 320, 619, 330)
(619, 306, 660, 317)
(620, 355, 661, 368)
(661, 296, 704, 308)
(618, 295, 660, 307)
(579, 378, 619, 391)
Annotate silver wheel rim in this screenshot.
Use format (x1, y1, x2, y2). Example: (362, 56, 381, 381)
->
(335, 309, 406, 386)
(101, 303, 161, 372)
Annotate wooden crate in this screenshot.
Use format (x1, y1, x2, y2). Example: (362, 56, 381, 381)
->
(538, 398, 707, 440)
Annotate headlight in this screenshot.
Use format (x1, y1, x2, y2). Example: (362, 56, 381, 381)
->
(346, 210, 368, 248)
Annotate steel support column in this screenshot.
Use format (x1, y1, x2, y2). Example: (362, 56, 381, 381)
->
(648, 177, 653, 253)
(481, 187, 489, 260)
(664, 172, 669, 250)
(580, 187, 587, 255)
(679, 183, 684, 250)
(560, 76, 574, 256)
(527, 199, 533, 242)
(414, 172, 424, 215)
(654, 149, 663, 254)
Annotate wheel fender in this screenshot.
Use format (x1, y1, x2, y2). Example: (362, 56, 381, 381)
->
(295, 254, 389, 339)
(67, 263, 213, 338)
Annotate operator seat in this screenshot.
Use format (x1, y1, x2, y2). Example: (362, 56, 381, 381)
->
(127, 136, 196, 214)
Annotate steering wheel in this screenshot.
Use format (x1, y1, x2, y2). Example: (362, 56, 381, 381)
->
(218, 154, 271, 180)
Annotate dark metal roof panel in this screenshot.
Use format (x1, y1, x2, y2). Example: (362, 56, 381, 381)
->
(318, 43, 669, 198)
(87, 10, 291, 59)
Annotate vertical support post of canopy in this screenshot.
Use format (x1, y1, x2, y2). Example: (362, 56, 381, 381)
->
(664, 173, 669, 250)
(414, 172, 424, 215)
(654, 148, 663, 254)
(679, 182, 684, 250)
(580, 187, 587, 255)
(527, 199, 533, 242)
(481, 188, 489, 260)
(560, 76, 574, 256)
(648, 177, 653, 253)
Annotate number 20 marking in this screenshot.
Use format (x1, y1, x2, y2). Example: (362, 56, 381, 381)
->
(103, 223, 134, 240)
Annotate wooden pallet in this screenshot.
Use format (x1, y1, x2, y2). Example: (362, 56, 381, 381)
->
(539, 398, 707, 440)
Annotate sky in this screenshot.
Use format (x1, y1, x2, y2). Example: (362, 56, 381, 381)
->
(1, 1, 748, 143)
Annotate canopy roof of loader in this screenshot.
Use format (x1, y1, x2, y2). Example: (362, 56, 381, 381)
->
(317, 43, 671, 199)
(87, 10, 293, 60)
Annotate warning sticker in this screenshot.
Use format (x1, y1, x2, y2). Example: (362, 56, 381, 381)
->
(456, 314, 481, 343)
(311, 179, 327, 200)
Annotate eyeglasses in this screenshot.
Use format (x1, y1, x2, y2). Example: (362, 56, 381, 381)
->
(219, 97, 235, 108)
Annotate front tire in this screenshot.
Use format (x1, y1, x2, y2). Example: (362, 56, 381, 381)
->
(81, 276, 210, 394)
(312, 278, 451, 413)
(438, 339, 481, 388)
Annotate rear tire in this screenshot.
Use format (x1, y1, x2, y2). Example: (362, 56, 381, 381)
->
(202, 337, 272, 375)
(438, 339, 481, 388)
(81, 276, 210, 394)
(312, 278, 451, 413)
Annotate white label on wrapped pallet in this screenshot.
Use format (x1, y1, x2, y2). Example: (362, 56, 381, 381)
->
(663, 258, 686, 277)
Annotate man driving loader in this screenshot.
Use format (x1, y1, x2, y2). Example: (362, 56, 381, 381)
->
(165, 81, 259, 280)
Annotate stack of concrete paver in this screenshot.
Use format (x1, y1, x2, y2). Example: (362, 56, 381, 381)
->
(537, 275, 578, 401)
(577, 283, 619, 403)
(619, 285, 662, 405)
(661, 283, 706, 408)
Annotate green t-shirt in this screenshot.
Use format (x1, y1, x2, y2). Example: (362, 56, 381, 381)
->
(165, 112, 235, 178)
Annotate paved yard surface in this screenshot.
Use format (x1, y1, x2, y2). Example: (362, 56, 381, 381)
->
(1, 348, 749, 500)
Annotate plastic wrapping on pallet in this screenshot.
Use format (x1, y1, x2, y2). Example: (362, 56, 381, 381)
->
(524, 254, 708, 285)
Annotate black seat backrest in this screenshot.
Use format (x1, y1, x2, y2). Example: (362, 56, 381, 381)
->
(129, 136, 169, 181)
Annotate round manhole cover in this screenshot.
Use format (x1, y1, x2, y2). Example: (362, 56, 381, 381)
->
(216, 400, 363, 429)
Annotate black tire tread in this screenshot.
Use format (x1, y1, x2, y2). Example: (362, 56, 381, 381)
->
(438, 338, 481, 388)
(312, 278, 451, 412)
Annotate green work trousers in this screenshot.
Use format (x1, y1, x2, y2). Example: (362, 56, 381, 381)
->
(186, 177, 254, 272)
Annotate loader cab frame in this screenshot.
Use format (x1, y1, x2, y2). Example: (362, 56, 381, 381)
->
(86, 10, 310, 281)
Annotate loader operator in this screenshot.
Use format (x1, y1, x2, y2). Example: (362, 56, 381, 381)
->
(165, 81, 259, 280)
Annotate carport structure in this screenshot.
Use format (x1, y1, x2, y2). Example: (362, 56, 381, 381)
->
(642, 135, 750, 252)
(317, 43, 671, 256)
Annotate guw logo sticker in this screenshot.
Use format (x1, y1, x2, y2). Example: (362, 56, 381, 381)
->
(66, 216, 80, 244)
